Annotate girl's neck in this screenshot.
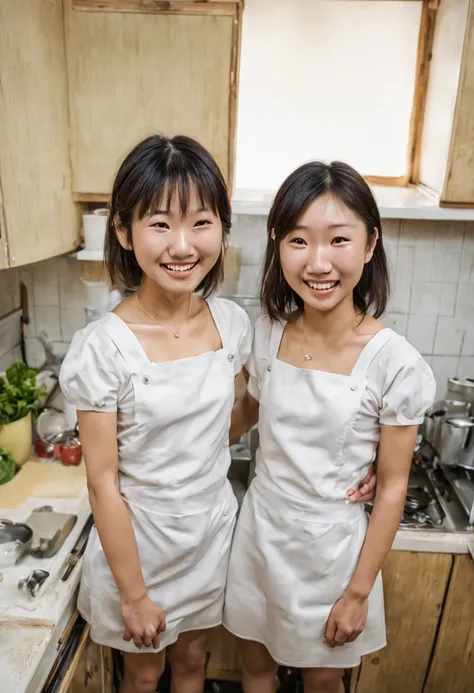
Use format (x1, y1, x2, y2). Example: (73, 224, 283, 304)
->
(137, 278, 194, 322)
(300, 294, 360, 343)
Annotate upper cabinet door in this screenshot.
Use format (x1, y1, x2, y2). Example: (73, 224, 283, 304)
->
(0, 0, 78, 268)
(65, 1, 241, 195)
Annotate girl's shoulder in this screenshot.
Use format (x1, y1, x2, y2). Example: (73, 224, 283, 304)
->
(206, 296, 252, 340)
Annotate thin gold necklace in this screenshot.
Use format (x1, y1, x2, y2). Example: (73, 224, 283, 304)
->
(136, 293, 193, 339)
(300, 318, 313, 362)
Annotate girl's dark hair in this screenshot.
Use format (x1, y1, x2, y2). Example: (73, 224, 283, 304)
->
(261, 161, 390, 321)
(105, 134, 231, 296)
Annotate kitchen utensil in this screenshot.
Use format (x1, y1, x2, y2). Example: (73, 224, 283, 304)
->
(25, 506, 77, 558)
(18, 569, 50, 598)
(0, 519, 33, 568)
(404, 488, 432, 512)
(59, 436, 82, 466)
(446, 378, 474, 405)
(439, 417, 474, 468)
(423, 409, 445, 450)
(60, 515, 94, 581)
(83, 210, 107, 253)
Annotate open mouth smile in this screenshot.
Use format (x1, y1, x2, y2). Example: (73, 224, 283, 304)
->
(161, 261, 199, 278)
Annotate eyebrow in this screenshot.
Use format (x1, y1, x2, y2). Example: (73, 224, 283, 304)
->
(149, 206, 210, 216)
(293, 222, 354, 230)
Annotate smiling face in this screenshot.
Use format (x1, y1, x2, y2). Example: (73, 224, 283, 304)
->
(116, 184, 223, 296)
(278, 192, 378, 314)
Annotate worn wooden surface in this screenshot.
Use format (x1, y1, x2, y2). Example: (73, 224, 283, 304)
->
(206, 626, 242, 681)
(355, 551, 452, 693)
(442, 0, 474, 204)
(72, 0, 240, 15)
(65, 1, 235, 193)
(424, 554, 474, 693)
(68, 636, 114, 693)
(0, 0, 78, 267)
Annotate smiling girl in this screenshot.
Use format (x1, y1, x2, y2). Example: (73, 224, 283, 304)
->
(224, 162, 436, 693)
(60, 135, 252, 693)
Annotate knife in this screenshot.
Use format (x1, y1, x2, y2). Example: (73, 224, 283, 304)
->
(60, 515, 94, 582)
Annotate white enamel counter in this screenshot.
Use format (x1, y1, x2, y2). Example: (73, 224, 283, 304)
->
(0, 490, 91, 693)
(393, 528, 474, 554)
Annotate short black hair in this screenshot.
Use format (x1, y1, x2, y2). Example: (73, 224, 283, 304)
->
(105, 134, 231, 296)
(261, 161, 390, 321)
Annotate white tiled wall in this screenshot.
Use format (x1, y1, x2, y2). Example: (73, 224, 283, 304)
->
(0, 218, 473, 395)
(230, 216, 474, 396)
(18, 256, 87, 367)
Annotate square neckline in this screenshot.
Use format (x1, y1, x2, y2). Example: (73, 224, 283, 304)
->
(274, 320, 392, 379)
(108, 296, 227, 366)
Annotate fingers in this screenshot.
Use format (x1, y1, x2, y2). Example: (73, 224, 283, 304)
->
(123, 627, 132, 642)
(324, 615, 337, 645)
(152, 633, 161, 650)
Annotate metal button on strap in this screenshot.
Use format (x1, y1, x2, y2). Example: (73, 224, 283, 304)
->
(227, 352, 235, 362)
(350, 383, 358, 391)
(267, 365, 272, 372)
(142, 375, 151, 385)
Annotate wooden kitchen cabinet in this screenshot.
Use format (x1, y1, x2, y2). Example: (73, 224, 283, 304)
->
(0, 1, 78, 268)
(354, 551, 453, 693)
(206, 625, 242, 681)
(424, 554, 474, 693)
(64, 0, 243, 197)
(66, 633, 113, 693)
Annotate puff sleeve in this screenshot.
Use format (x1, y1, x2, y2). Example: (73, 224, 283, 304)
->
(59, 322, 122, 412)
(234, 306, 253, 377)
(246, 315, 273, 403)
(379, 353, 436, 426)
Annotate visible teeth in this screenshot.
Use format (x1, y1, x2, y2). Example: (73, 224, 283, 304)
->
(307, 281, 337, 290)
(163, 263, 196, 272)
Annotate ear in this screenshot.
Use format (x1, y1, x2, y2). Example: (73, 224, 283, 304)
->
(364, 227, 379, 264)
(270, 228, 276, 240)
(114, 214, 133, 251)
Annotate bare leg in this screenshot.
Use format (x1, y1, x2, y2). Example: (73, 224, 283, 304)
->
(301, 667, 344, 693)
(167, 629, 209, 693)
(240, 640, 278, 693)
(121, 651, 166, 693)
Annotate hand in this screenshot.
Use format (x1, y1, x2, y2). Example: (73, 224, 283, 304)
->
(121, 593, 166, 649)
(345, 462, 376, 503)
(324, 593, 368, 647)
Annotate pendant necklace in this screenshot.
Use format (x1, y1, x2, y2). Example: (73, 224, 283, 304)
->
(300, 317, 313, 361)
(136, 293, 193, 339)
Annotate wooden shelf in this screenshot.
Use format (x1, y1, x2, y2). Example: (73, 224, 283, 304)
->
(72, 1, 242, 16)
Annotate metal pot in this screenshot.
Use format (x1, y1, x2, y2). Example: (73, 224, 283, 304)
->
(424, 409, 446, 451)
(447, 378, 474, 406)
(424, 400, 471, 452)
(0, 519, 33, 568)
(439, 417, 474, 468)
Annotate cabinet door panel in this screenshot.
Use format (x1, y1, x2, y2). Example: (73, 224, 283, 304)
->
(65, 3, 234, 193)
(0, 0, 77, 268)
(424, 554, 474, 693)
(355, 551, 452, 693)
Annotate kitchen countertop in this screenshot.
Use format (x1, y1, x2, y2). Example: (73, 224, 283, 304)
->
(0, 468, 91, 693)
(393, 528, 473, 554)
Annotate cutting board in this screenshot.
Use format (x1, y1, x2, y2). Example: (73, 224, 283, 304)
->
(0, 461, 86, 509)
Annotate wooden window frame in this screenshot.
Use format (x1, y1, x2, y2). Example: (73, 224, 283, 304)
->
(71, 0, 439, 197)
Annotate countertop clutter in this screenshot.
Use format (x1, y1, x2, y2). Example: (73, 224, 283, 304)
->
(0, 460, 91, 693)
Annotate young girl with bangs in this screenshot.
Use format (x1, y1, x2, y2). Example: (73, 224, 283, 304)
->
(225, 161, 436, 693)
(60, 134, 254, 693)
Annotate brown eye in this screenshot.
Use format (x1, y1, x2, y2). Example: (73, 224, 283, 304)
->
(332, 236, 348, 245)
(290, 237, 306, 246)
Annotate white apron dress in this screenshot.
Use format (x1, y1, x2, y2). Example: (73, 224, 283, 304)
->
(224, 316, 435, 668)
(60, 297, 251, 653)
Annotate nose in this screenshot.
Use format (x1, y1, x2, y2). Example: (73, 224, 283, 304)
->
(168, 227, 194, 259)
(306, 244, 332, 275)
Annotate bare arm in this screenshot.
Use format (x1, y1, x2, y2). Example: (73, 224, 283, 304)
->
(325, 423, 416, 646)
(230, 370, 259, 444)
(78, 410, 165, 648)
